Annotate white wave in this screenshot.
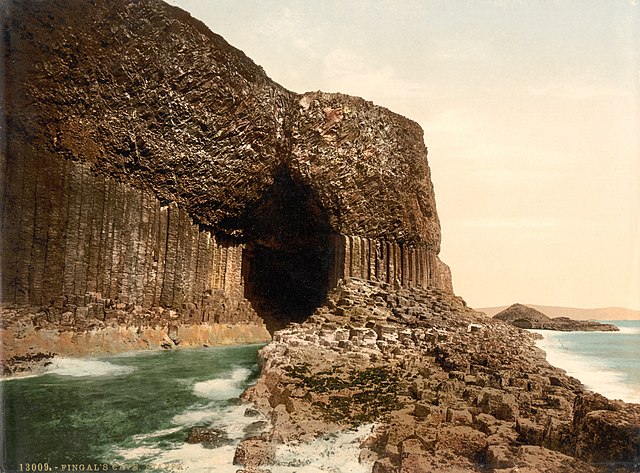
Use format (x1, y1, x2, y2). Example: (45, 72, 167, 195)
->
(113, 403, 268, 473)
(115, 421, 372, 473)
(129, 443, 239, 473)
(171, 407, 221, 427)
(115, 445, 164, 461)
(192, 367, 251, 401)
(172, 403, 266, 440)
(269, 424, 375, 473)
(617, 326, 640, 335)
(131, 426, 183, 442)
(532, 330, 640, 403)
(114, 407, 371, 473)
(45, 357, 134, 377)
(213, 403, 267, 440)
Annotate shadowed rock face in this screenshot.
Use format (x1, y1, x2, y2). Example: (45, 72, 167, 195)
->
(2, 0, 440, 247)
(1, 0, 449, 338)
(241, 167, 334, 331)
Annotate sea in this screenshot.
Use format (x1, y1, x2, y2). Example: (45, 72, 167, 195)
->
(0, 344, 373, 473)
(1, 321, 638, 472)
(531, 320, 640, 404)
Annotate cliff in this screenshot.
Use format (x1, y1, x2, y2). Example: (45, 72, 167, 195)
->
(1, 0, 449, 366)
(3, 0, 441, 245)
(2, 2, 639, 471)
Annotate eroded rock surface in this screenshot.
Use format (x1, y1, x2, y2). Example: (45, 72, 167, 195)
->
(1, 0, 450, 366)
(238, 279, 640, 472)
(2, 0, 440, 246)
(2, 2, 638, 471)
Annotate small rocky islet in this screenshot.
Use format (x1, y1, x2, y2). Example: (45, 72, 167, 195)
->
(1, 1, 639, 472)
(493, 304, 620, 332)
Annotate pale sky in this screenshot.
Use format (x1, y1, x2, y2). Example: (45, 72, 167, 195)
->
(170, 0, 640, 311)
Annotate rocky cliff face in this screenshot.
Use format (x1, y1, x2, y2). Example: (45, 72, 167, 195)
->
(2, 0, 441, 244)
(3, 2, 639, 471)
(1, 0, 450, 361)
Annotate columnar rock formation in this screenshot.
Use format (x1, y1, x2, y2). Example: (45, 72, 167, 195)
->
(1, 152, 248, 313)
(1, 0, 451, 338)
(3, 2, 640, 471)
(238, 279, 640, 472)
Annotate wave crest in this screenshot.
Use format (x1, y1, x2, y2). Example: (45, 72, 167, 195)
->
(46, 357, 135, 377)
(192, 367, 252, 401)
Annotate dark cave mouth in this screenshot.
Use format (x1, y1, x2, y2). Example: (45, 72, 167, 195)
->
(243, 242, 332, 332)
(241, 168, 334, 332)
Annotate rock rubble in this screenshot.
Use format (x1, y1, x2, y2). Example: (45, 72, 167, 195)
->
(237, 279, 640, 472)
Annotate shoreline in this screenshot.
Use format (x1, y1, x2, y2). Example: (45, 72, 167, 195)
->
(4, 285, 640, 471)
(0, 342, 270, 382)
(0, 317, 271, 379)
(530, 325, 640, 404)
(238, 279, 640, 472)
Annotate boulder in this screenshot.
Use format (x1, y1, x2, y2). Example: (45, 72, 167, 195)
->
(233, 436, 276, 468)
(185, 427, 230, 448)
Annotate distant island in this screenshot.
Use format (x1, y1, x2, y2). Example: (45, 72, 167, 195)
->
(480, 304, 640, 321)
(492, 304, 619, 331)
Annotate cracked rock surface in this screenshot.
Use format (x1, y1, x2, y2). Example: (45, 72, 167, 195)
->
(3, 0, 440, 247)
(238, 279, 640, 473)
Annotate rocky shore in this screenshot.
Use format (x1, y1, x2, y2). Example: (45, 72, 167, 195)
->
(235, 279, 640, 472)
(0, 291, 270, 377)
(2, 2, 638, 471)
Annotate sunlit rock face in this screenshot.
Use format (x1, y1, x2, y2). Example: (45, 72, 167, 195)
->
(1, 0, 450, 333)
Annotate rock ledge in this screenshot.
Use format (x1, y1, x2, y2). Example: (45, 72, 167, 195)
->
(236, 280, 639, 472)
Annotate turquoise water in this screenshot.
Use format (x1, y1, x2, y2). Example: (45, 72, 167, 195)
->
(7, 321, 635, 472)
(1, 345, 265, 472)
(532, 320, 640, 403)
(1, 345, 373, 473)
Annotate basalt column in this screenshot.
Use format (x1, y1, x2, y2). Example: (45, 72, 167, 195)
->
(2, 0, 454, 335)
(241, 168, 334, 332)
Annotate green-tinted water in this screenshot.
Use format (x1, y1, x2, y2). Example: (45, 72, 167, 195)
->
(1, 345, 264, 472)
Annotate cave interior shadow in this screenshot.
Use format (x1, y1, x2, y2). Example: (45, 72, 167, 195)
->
(241, 167, 335, 333)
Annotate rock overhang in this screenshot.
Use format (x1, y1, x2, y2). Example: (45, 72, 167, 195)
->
(2, 0, 441, 250)
(1, 0, 454, 330)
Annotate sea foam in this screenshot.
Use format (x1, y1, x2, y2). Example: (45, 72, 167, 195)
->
(113, 420, 373, 473)
(136, 443, 239, 473)
(113, 402, 268, 473)
(268, 423, 375, 473)
(192, 367, 252, 401)
(532, 329, 640, 404)
(618, 325, 640, 335)
(171, 401, 263, 437)
(45, 357, 135, 377)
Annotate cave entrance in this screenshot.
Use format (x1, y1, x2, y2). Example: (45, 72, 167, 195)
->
(242, 168, 334, 333)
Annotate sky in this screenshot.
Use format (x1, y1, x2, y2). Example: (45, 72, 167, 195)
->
(171, 0, 640, 311)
